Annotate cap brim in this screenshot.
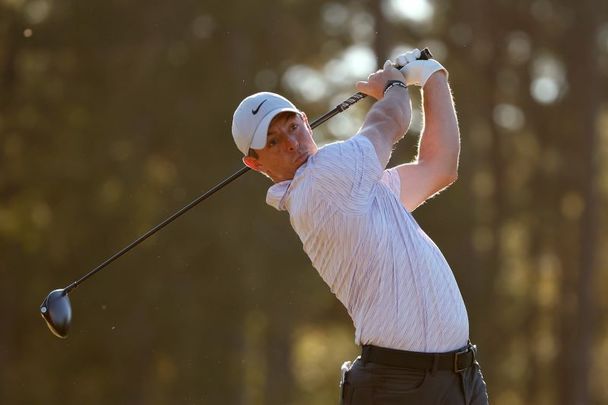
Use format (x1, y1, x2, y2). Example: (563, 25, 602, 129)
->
(249, 107, 300, 151)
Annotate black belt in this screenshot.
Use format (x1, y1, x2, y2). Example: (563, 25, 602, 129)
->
(361, 342, 477, 373)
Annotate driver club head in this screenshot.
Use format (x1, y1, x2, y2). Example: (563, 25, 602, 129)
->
(40, 289, 72, 338)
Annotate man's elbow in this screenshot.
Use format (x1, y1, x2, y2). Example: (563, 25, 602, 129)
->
(448, 170, 458, 185)
(438, 167, 458, 188)
(442, 152, 460, 185)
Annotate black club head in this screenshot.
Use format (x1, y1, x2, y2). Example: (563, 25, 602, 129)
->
(40, 289, 72, 338)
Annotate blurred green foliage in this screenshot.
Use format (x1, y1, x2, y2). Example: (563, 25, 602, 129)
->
(1, 0, 607, 404)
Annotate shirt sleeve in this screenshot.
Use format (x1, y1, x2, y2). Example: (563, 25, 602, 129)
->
(381, 167, 402, 198)
(311, 135, 384, 209)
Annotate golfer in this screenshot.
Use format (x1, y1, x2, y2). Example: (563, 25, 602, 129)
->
(232, 49, 488, 404)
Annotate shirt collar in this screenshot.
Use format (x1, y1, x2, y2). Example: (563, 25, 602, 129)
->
(265, 160, 309, 211)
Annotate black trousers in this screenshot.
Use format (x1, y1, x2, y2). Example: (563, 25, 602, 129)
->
(340, 351, 489, 404)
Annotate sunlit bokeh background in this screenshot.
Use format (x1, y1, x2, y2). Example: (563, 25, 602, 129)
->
(1, 0, 607, 404)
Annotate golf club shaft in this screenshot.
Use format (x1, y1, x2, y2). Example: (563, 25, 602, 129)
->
(63, 103, 346, 293)
(63, 102, 351, 293)
(64, 166, 250, 293)
(63, 48, 433, 294)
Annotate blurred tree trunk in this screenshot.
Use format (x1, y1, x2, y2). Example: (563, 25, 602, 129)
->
(0, 11, 19, 107)
(558, 0, 601, 403)
(464, 0, 510, 389)
(521, 55, 560, 405)
(264, 319, 294, 404)
(0, 12, 22, 405)
(369, 0, 391, 65)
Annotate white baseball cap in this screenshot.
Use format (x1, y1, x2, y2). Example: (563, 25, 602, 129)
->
(231, 92, 300, 155)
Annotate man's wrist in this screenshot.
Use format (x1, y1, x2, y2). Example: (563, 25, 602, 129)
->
(422, 70, 449, 90)
(383, 80, 408, 96)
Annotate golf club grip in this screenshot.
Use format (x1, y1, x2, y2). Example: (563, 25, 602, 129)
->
(419, 47, 433, 61)
(309, 47, 433, 129)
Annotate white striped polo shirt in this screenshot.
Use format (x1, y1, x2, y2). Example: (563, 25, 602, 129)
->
(266, 134, 469, 352)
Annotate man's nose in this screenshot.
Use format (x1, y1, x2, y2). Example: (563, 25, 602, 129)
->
(285, 134, 299, 151)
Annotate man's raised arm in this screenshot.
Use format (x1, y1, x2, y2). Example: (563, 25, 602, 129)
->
(355, 61, 412, 168)
(393, 57, 460, 212)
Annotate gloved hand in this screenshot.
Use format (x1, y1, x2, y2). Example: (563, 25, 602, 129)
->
(394, 48, 447, 87)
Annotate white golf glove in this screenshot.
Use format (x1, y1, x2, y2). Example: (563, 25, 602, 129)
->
(394, 48, 447, 87)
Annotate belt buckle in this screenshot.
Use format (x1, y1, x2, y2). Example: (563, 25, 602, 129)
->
(453, 346, 473, 373)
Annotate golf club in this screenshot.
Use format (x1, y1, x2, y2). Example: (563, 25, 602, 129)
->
(40, 48, 432, 338)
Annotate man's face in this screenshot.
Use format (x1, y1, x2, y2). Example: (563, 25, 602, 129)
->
(243, 112, 317, 182)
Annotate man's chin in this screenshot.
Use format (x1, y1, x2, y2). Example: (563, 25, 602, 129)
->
(294, 152, 311, 166)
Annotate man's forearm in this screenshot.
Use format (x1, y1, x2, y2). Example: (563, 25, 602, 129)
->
(364, 86, 412, 144)
(355, 63, 413, 167)
(359, 86, 412, 167)
(418, 72, 460, 179)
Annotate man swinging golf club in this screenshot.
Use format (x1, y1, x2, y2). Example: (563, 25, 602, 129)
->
(232, 49, 489, 404)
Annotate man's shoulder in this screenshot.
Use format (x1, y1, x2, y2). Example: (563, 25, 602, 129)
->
(297, 134, 378, 197)
(315, 134, 370, 161)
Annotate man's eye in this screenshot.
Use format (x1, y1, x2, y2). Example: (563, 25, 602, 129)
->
(268, 139, 277, 147)
(290, 123, 298, 130)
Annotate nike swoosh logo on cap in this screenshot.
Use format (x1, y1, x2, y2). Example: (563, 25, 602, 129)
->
(252, 99, 267, 115)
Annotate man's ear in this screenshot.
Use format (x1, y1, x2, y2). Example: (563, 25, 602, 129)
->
(243, 156, 263, 172)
